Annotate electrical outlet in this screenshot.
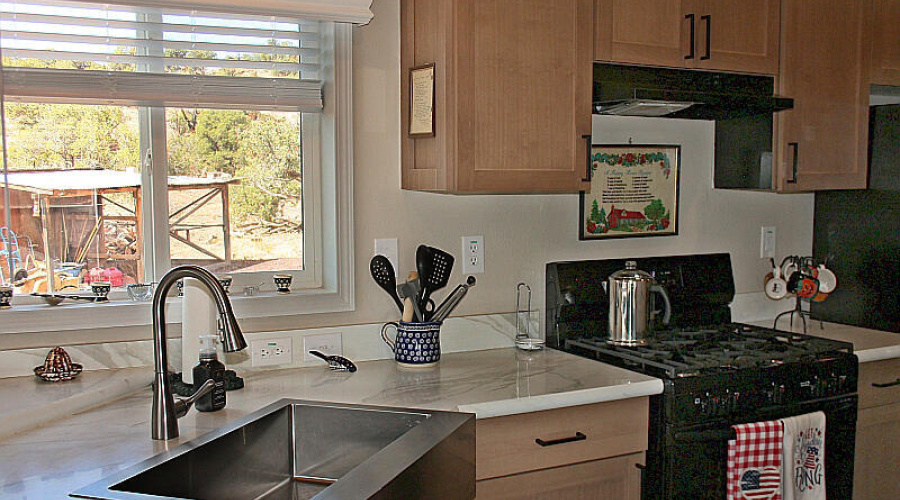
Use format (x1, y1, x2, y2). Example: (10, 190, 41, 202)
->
(760, 226, 776, 259)
(303, 332, 343, 362)
(251, 338, 292, 367)
(462, 235, 485, 274)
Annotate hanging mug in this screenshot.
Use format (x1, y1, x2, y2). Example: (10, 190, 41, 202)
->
(381, 321, 441, 368)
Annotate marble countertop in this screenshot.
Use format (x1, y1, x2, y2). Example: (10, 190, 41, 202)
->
(0, 347, 661, 500)
(752, 320, 900, 362)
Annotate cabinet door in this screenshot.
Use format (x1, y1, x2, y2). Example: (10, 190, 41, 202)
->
(454, 0, 593, 193)
(854, 403, 900, 500)
(692, 0, 779, 75)
(775, 0, 869, 191)
(870, 0, 900, 85)
(594, 0, 688, 68)
(476, 452, 643, 500)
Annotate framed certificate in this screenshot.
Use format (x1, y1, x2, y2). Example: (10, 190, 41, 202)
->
(579, 144, 681, 240)
(408, 63, 435, 137)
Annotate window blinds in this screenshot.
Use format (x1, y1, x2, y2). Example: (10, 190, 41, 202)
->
(0, 0, 325, 111)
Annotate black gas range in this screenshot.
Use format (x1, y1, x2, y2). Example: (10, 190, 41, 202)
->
(546, 253, 858, 500)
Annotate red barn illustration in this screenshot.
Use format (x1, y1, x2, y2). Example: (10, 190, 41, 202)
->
(608, 205, 646, 229)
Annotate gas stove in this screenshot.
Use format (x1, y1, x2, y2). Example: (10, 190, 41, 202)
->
(564, 322, 853, 379)
(545, 254, 858, 500)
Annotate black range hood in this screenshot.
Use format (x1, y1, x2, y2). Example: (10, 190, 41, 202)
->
(593, 63, 794, 120)
(593, 63, 794, 189)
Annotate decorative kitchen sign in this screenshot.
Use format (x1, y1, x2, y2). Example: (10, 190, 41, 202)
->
(408, 63, 435, 137)
(579, 144, 680, 240)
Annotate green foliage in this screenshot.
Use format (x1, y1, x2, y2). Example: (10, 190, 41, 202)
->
(644, 199, 666, 222)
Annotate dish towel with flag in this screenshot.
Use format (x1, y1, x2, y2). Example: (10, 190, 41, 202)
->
(781, 411, 826, 500)
(727, 419, 784, 500)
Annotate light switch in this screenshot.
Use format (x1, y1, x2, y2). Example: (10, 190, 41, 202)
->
(375, 238, 399, 276)
(760, 226, 776, 259)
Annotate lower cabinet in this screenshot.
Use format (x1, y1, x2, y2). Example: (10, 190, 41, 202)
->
(474, 397, 648, 500)
(854, 358, 900, 500)
(476, 452, 643, 500)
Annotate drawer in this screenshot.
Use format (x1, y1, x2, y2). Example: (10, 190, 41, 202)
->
(858, 358, 900, 409)
(475, 397, 649, 480)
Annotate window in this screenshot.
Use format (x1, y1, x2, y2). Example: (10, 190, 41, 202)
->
(0, 0, 356, 332)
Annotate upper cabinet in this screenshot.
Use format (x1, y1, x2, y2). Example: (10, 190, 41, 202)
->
(870, 0, 900, 86)
(774, 0, 870, 192)
(594, 0, 780, 75)
(400, 0, 593, 193)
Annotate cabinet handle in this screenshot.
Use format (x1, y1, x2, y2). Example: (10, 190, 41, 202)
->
(535, 431, 586, 447)
(873, 378, 900, 388)
(700, 15, 711, 60)
(581, 134, 593, 182)
(786, 142, 799, 184)
(685, 14, 695, 60)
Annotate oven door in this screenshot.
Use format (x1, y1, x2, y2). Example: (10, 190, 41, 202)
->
(647, 395, 857, 500)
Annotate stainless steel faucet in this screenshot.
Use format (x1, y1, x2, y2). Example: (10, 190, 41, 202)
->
(151, 265, 247, 440)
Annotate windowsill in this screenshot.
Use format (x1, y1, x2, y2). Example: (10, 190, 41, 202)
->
(0, 288, 353, 336)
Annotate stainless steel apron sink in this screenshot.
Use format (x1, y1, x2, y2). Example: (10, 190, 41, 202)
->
(72, 399, 475, 500)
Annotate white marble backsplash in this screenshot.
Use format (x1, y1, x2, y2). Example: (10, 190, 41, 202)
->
(0, 312, 541, 379)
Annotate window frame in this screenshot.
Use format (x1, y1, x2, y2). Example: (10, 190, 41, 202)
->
(0, 22, 355, 338)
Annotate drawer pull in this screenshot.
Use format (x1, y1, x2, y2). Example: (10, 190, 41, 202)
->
(535, 431, 586, 447)
(872, 378, 900, 389)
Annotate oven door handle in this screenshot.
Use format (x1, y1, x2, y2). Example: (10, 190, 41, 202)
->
(673, 428, 736, 443)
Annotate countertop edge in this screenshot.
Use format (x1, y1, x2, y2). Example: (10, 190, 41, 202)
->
(856, 344, 900, 363)
(456, 378, 665, 419)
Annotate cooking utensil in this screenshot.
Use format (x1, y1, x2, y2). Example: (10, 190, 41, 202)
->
(416, 245, 454, 320)
(308, 350, 357, 372)
(370, 255, 404, 313)
(431, 276, 476, 322)
(607, 261, 671, 345)
(397, 272, 424, 322)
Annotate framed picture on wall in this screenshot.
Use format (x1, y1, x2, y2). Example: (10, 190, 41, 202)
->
(579, 144, 681, 240)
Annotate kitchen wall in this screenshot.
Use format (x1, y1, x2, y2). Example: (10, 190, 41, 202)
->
(1, 0, 817, 349)
(249, 0, 815, 333)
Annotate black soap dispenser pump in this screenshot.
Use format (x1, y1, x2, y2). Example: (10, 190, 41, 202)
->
(193, 334, 226, 412)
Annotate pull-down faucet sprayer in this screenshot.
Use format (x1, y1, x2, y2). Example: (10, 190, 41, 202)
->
(151, 265, 246, 440)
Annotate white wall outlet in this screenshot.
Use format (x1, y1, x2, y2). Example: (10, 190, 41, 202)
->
(374, 238, 399, 277)
(303, 332, 343, 362)
(462, 235, 485, 274)
(251, 338, 292, 367)
(760, 226, 776, 259)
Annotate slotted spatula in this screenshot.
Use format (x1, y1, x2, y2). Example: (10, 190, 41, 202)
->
(370, 255, 404, 314)
(416, 245, 455, 320)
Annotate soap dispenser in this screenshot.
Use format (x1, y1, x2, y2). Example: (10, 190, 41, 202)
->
(193, 334, 226, 412)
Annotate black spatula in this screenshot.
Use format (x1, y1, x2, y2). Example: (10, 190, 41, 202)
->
(416, 245, 454, 320)
(370, 255, 403, 314)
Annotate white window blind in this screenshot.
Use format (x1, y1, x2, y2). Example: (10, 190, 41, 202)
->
(0, 0, 324, 111)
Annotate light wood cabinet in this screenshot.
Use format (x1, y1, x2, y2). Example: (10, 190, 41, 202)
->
(773, 0, 870, 192)
(593, 0, 779, 75)
(870, 0, 900, 85)
(476, 452, 643, 500)
(400, 0, 593, 193)
(854, 358, 900, 500)
(474, 397, 649, 500)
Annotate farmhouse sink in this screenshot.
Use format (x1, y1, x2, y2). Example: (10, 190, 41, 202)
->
(72, 399, 475, 500)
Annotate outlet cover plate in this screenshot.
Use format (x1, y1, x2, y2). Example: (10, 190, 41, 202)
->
(462, 235, 484, 274)
(251, 338, 292, 367)
(303, 332, 343, 362)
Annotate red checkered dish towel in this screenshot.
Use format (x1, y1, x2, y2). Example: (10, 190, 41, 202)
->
(727, 420, 784, 500)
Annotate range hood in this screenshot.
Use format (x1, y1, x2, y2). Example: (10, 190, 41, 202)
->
(593, 63, 794, 190)
(593, 63, 793, 120)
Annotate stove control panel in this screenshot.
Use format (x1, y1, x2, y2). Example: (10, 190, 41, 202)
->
(673, 355, 858, 422)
